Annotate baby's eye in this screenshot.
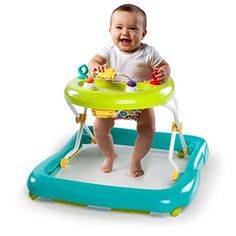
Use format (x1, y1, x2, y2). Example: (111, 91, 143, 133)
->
(129, 27, 138, 31)
(115, 26, 122, 30)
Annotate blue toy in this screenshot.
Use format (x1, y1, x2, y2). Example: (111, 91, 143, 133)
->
(27, 66, 208, 216)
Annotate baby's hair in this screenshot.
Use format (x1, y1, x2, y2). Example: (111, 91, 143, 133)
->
(110, 4, 147, 29)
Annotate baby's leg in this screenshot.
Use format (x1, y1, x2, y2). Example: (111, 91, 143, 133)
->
(130, 108, 155, 177)
(93, 118, 116, 173)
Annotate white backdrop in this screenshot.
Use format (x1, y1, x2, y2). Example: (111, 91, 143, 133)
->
(1, 0, 235, 235)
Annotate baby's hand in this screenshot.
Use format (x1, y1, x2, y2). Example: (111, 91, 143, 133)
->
(92, 64, 107, 73)
(152, 66, 169, 84)
(156, 66, 169, 84)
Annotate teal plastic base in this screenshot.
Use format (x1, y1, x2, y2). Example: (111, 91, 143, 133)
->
(27, 127, 208, 214)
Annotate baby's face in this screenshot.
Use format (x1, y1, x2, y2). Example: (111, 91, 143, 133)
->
(109, 11, 147, 53)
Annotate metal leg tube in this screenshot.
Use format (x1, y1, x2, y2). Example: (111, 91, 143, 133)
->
(66, 102, 95, 141)
(168, 131, 179, 171)
(83, 124, 95, 141)
(67, 101, 80, 117)
(64, 120, 84, 160)
(179, 133, 187, 152)
(60, 107, 87, 168)
(163, 96, 188, 153)
(162, 95, 188, 180)
(60, 104, 96, 168)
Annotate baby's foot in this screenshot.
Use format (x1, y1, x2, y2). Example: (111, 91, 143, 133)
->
(101, 153, 117, 173)
(130, 159, 144, 177)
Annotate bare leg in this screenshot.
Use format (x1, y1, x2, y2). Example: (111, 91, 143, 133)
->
(93, 118, 117, 173)
(130, 108, 155, 177)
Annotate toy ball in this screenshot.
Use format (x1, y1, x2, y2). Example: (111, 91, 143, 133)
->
(127, 80, 137, 87)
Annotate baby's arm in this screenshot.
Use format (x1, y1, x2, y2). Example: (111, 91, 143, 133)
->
(155, 60, 171, 84)
(88, 54, 107, 72)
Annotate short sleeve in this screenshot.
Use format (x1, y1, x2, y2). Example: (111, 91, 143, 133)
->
(148, 46, 163, 68)
(97, 42, 113, 61)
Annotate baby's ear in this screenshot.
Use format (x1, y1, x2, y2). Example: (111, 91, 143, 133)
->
(142, 30, 147, 39)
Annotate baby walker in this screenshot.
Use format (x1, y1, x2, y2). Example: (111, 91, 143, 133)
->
(27, 64, 208, 217)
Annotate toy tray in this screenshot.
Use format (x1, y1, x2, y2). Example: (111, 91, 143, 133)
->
(64, 78, 175, 110)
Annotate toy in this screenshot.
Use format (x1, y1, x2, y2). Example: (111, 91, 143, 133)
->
(27, 65, 208, 216)
(97, 68, 117, 80)
(83, 77, 96, 90)
(78, 64, 89, 79)
(150, 68, 162, 85)
(125, 80, 137, 92)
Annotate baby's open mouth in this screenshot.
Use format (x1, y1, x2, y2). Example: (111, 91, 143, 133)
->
(120, 39, 131, 44)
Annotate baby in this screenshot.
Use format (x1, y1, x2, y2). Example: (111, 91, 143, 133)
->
(88, 4, 170, 177)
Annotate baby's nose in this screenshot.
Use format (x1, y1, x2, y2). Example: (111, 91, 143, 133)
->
(121, 28, 129, 35)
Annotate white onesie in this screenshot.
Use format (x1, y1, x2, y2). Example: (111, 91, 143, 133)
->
(98, 42, 163, 82)
(97, 42, 163, 120)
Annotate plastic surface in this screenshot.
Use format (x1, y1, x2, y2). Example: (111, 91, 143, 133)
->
(64, 77, 175, 110)
(27, 127, 208, 214)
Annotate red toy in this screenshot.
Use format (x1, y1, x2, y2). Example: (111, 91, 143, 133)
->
(150, 68, 161, 85)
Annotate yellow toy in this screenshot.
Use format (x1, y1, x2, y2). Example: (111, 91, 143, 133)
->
(97, 68, 117, 80)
